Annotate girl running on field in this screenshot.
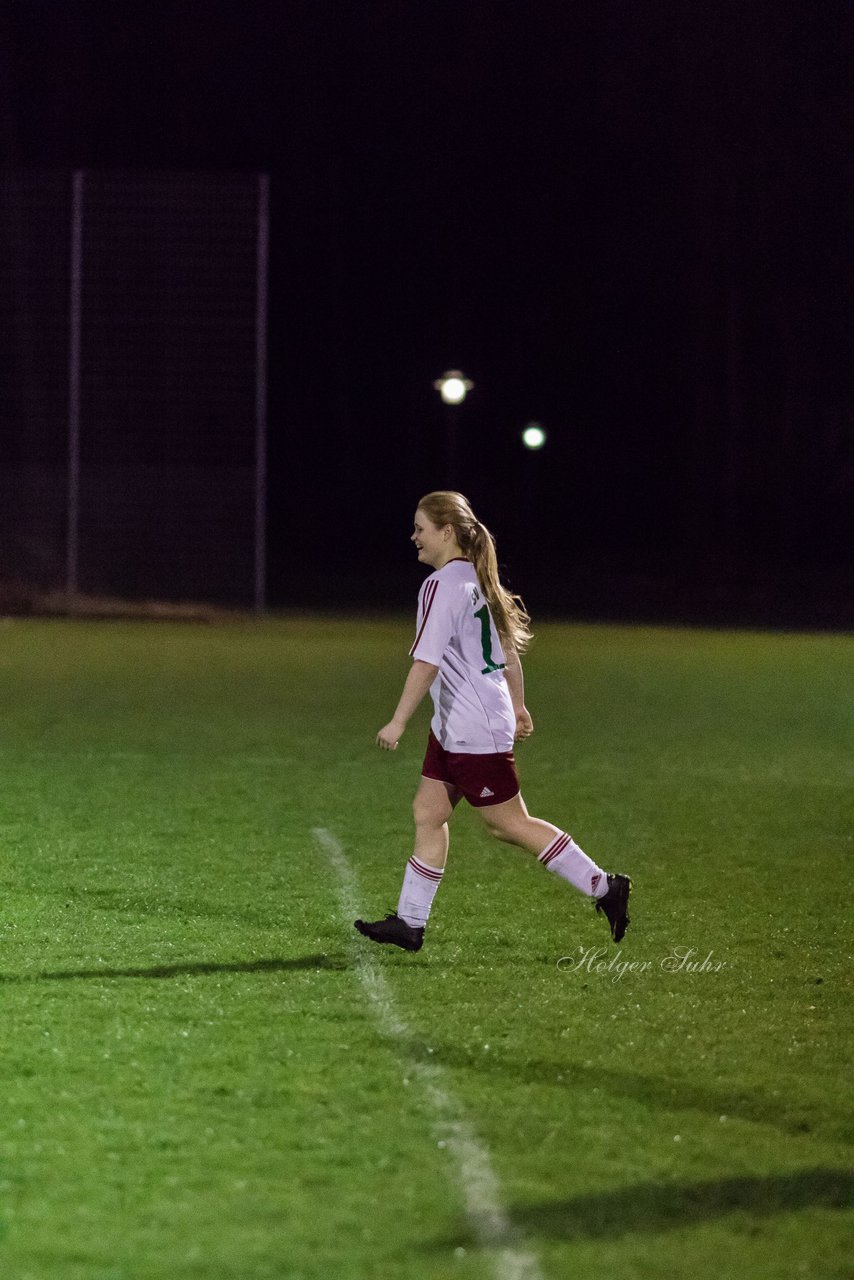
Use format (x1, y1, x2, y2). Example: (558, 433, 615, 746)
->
(355, 490, 632, 952)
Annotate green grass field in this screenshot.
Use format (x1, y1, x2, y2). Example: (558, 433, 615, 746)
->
(1, 615, 851, 1280)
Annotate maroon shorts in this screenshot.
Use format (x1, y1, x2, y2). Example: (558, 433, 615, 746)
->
(421, 730, 520, 808)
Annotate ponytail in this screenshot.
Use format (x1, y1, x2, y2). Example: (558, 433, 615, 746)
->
(417, 491, 533, 654)
(469, 519, 533, 655)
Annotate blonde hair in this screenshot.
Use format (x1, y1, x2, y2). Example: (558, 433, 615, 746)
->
(417, 491, 533, 655)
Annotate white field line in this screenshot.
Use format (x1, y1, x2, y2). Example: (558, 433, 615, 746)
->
(313, 826, 546, 1280)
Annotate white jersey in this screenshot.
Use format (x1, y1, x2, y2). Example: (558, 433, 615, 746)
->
(409, 558, 516, 753)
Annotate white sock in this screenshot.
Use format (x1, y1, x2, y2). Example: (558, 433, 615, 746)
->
(538, 831, 608, 898)
(397, 855, 445, 927)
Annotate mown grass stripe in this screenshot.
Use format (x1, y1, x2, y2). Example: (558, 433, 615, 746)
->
(314, 826, 546, 1280)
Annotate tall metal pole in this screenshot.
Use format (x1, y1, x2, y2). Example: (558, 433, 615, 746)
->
(66, 169, 84, 597)
(434, 372, 472, 491)
(254, 173, 270, 614)
(445, 403, 459, 489)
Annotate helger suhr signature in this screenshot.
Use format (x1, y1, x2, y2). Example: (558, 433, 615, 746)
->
(557, 945, 727, 981)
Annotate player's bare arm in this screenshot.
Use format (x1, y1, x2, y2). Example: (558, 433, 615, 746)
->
(504, 647, 534, 740)
(376, 659, 439, 750)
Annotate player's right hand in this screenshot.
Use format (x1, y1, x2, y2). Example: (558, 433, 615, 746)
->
(514, 707, 534, 741)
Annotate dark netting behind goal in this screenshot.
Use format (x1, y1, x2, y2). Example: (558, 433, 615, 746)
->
(0, 170, 267, 607)
(0, 172, 70, 588)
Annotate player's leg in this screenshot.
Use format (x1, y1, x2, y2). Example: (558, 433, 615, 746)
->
(477, 792, 631, 941)
(396, 775, 459, 923)
(412, 774, 459, 869)
(354, 777, 461, 951)
(477, 791, 559, 856)
(480, 792, 606, 893)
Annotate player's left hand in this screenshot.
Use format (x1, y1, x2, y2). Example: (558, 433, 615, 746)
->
(514, 708, 534, 741)
(376, 720, 404, 750)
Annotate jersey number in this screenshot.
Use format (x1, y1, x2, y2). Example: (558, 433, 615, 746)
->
(475, 605, 506, 674)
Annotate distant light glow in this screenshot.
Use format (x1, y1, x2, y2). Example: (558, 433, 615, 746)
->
(522, 422, 547, 450)
(440, 377, 466, 404)
(434, 369, 474, 405)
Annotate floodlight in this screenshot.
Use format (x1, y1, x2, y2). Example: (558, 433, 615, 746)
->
(434, 370, 473, 405)
(522, 422, 547, 450)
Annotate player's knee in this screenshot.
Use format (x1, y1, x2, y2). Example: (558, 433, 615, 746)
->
(413, 796, 445, 830)
(482, 812, 516, 843)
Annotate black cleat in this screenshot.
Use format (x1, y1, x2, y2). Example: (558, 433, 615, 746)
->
(354, 912, 425, 952)
(595, 873, 632, 942)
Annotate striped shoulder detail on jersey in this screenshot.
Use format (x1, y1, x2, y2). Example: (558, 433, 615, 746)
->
(409, 578, 440, 656)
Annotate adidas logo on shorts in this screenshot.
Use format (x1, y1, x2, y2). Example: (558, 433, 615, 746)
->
(479, 786, 494, 798)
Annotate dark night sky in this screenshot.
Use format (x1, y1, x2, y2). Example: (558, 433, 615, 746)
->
(1, 0, 852, 620)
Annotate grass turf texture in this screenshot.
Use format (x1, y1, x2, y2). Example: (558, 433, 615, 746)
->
(0, 616, 851, 1280)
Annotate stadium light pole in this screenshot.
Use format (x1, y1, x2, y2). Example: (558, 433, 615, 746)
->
(520, 421, 548, 553)
(254, 173, 270, 615)
(66, 169, 85, 598)
(433, 370, 473, 488)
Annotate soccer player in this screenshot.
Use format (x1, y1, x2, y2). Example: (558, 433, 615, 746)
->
(354, 490, 632, 952)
